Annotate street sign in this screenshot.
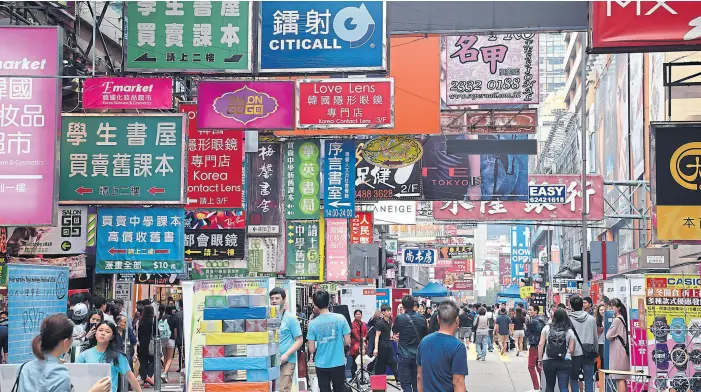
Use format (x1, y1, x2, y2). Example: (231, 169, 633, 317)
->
(520, 285, 534, 299)
(184, 229, 245, 260)
(126, 1, 253, 72)
(180, 103, 244, 208)
(530, 293, 546, 307)
(247, 142, 282, 235)
(285, 140, 321, 219)
(114, 282, 132, 301)
(285, 221, 322, 281)
(402, 249, 436, 265)
(438, 246, 474, 259)
(350, 212, 373, 244)
(59, 114, 186, 204)
(528, 184, 567, 204)
(323, 140, 356, 218)
(96, 207, 185, 274)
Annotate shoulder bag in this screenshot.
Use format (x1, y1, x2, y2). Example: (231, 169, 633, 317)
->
(615, 316, 630, 357)
(12, 361, 75, 392)
(571, 322, 599, 359)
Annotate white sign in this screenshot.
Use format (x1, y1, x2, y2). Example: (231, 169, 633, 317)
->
(114, 282, 132, 302)
(528, 184, 567, 204)
(339, 286, 377, 323)
(603, 281, 615, 298)
(614, 278, 629, 306)
(630, 278, 645, 297)
(373, 201, 416, 225)
(247, 225, 280, 235)
(646, 255, 665, 264)
(6, 207, 87, 255)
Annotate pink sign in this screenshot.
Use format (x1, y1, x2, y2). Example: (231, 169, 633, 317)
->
(197, 81, 294, 130)
(0, 27, 61, 225)
(433, 175, 604, 221)
(83, 77, 173, 109)
(326, 219, 348, 281)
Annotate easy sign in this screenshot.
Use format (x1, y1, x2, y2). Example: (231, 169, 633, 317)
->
(528, 184, 566, 204)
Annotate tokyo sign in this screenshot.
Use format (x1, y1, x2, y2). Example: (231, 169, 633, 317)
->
(296, 78, 394, 129)
(180, 103, 243, 209)
(591, 1, 701, 53)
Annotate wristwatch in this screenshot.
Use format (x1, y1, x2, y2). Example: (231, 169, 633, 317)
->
(671, 343, 689, 371)
(691, 346, 701, 371)
(652, 319, 671, 343)
(671, 318, 688, 343)
(655, 373, 669, 392)
(671, 374, 690, 392)
(691, 372, 701, 392)
(690, 319, 701, 344)
(653, 343, 671, 371)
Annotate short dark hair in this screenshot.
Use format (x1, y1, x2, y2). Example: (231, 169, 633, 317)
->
(114, 299, 124, 306)
(570, 296, 584, 311)
(583, 296, 593, 305)
(269, 287, 286, 299)
(602, 296, 610, 305)
(437, 301, 459, 325)
(93, 295, 107, 309)
(478, 307, 486, 315)
(557, 303, 566, 309)
(531, 304, 540, 313)
(401, 295, 415, 311)
(381, 304, 391, 312)
(312, 290, 330, 309)
(354, 309, 362, 316)
(69, 293, 84, 307)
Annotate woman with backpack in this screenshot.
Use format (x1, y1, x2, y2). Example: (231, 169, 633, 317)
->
(473, 307, 491, 361)
(537, 308, 576, 392)
(606, 298, 630, 392)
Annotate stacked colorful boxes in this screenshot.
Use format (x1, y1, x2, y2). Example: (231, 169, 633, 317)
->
(202, 294, 281, 392)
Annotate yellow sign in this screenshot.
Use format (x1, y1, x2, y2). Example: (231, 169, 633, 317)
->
(520, 286, 534, 299)
(361, 136, 423, 169)
(670, 142, 701, 190)
(645, 274, 701, 340)
(656, 205, 701, 240)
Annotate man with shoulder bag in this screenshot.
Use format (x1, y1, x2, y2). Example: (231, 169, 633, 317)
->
(568, 296, 599, 392)
(392, 295, 428, 392)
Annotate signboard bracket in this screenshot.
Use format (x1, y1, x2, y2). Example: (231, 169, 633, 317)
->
(663, 61, 701, 120)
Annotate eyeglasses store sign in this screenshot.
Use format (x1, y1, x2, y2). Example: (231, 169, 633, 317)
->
(0, 27, 62, 226)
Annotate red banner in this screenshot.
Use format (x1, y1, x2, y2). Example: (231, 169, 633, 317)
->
(433, 175, 604, 221)
(591, 1, 701, 52)
(499, 255, 511, 286)
(350, 212, 373, 244)
(453, 279, 474, 291)
(180, 103, 244, 209)
(391, 288, 411, 318)
(296, 79, 394, 129)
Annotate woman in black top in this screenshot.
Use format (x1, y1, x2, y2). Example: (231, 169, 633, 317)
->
(137, 305, 156, 387)
(372, 304, 399, 378)
(511, 307, 527, 356)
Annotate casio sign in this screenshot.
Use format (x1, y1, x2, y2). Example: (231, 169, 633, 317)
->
(668, 277, 701, 286)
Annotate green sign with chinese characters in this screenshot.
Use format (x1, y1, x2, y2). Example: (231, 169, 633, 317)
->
(285, 140, 320, 219)
(286, 220, 322, 281)
(126, 1, 252, 72)
(60, 114, 186, 204)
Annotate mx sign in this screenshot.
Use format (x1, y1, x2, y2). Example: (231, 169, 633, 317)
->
(528, 184, 567, 204)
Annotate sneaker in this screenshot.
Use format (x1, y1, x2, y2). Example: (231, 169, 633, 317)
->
(161, 372, 168, 383)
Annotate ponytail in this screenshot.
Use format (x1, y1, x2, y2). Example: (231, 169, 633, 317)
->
(31, 314, 74, 360)
(31, 335, 45, 360)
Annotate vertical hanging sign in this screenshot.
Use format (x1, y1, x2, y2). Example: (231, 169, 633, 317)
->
(285, 140, 320, 220)
(247, 143, 281, 235)
(326, 218, 349, 281)
(350, 212, 373, 244)
(324, 140, 356, 218)
(247, 237, 279, 276)
(286, 220, 322, 281)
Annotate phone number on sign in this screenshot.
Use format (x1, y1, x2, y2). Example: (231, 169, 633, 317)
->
(528, 196, 566, 204)
(355, 189, 396, 200)
(449, 78, 522, 93)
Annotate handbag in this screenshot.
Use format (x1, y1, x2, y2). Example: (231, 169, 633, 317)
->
(571, 324, 599, 359)
(148, 316, 156, 356)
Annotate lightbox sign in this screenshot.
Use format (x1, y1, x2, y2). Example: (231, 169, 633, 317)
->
(528, 184, 566, 204)
(258, 1, 387, 73)
(83, 77, 173, 110)
(0, 27, 62, 226)
(510, 225, 529, 279)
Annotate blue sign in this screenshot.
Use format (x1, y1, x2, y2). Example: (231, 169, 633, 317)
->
(528, 184, 567, 204)
(403, 248, 436, 265)
(324, 140, 356, 218)
(510, 225, 530, 280)
(259, 1, 387, 72)
(96, 207, 185, 274)
(7, 264, 69, 364)
(376, 288, 390, 310)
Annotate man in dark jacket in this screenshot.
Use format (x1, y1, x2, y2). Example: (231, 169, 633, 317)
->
(525, 305, 546, 392)
(392, 295, 428, 392)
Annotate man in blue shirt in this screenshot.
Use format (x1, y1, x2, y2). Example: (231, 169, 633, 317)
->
(270, 288, 303, 392)
(307, 290, 351, 392)
(417, 300, 468, 392)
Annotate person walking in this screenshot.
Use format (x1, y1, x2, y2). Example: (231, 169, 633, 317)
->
(416, 301, 468, 392)
(137, 304, 156, 388)
(495, 308, 512, 355)
(392, 295, 428, 392)
(485, 306, 496, 352)
(269, 288, 303, 392)
(538, 309, 576, 392)
(458, 307, 473, 347)
(568, 296, 598, 392)
(307, 290, 351, 392)
(473, 307, 490, 361)
(595, 304, 605, 376)
(373, 304, 399, 379)
(511, 307, 527, 356)
(525, 305, 546, 392)
(606, 298, 630, 392)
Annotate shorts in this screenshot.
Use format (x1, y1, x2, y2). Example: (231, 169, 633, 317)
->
(162, 339, 175, 349)
(458, 327, 472, 339)
(513, 330, 525, 338)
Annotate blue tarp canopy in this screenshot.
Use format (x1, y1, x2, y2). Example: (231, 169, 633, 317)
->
(497, 284, 522, 298)
(496, 296, 528, 305)
(414, 282, 450, 297)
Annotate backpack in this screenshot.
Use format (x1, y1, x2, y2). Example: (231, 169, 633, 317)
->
(545, 326, 569, 360)
(158, 318, 171, 340)
(487, 314, 495, 330)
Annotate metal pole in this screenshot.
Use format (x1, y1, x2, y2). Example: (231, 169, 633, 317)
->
(380, 231, 386, 289)
(580, 33, 590, 297)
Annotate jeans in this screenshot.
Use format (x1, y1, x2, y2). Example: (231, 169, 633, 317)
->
(317, 365, 346, 392)
(528, 346, 542, 390)
(543, 359, 571, 392)
(397, 355, 418, 392)
(488, 331, 494, 351)
(476, 333, 488, 358)
(570, 356, 595, 392)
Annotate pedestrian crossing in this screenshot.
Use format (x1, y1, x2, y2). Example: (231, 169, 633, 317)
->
(466, 343, 512, 363)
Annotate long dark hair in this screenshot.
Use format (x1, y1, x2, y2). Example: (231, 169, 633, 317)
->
(610, 298, 628, 325)
(141, 303, 155, 321)
(90, 321, 126, 367)
(551, 309, 572, 331)
(515, 308, 526, 324)
(595, 305, 605, 329)
(32, 314, 74, 360)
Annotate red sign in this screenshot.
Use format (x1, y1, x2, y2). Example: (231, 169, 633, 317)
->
(391, 288, 411, 318)
(433, 175, 604, 221)
(350, 212, 373, 244)
(591, 1, 701, 52)
(453, 279, 474, 291)
(296, 78, 394, 129)
(179, 103, 244, 209)
(83, 77, 173, 109)
(499, 255, 511, 286)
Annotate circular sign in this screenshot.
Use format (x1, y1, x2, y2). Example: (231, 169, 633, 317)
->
(361, 136, 423, 169)
(55, 272, 68, 299)
(60, 241, 72, 252)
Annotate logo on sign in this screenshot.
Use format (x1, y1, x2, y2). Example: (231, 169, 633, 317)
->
(528, 184, 567, 204)
(334, 4, 376, 48)
(670, 142, 701, 191)
(213, 86, 278, 125)
(362, 136, 423, 169)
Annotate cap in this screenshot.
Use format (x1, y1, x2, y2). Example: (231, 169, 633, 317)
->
(72, 303, 88, 320)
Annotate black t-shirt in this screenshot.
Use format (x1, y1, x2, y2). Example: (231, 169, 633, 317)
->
(511, 316, 525, 330)
(376, 318, 392, 343)
(459, 313, 472, 328)
(167, 315, 179, 340)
